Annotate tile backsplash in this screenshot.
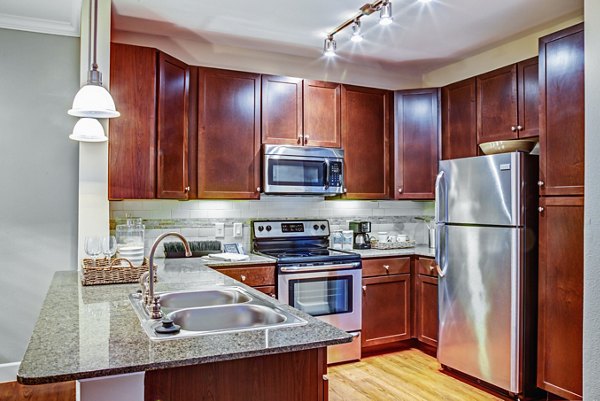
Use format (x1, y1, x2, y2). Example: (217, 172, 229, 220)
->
(110, 197, 434, 257)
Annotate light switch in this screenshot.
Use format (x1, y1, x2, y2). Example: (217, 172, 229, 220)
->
(215, 222, 225, 238)
(233, 223, 243, 238)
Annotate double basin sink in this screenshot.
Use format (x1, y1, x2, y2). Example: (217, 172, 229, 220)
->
(129, 286, 307, 340)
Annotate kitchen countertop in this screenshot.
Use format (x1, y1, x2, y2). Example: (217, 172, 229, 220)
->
(17, 258, 350, 385)
(353, 245, 436, 259)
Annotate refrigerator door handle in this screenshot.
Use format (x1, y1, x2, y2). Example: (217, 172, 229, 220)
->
(435, 224, 448, 278)
(435, 171, 445, 223)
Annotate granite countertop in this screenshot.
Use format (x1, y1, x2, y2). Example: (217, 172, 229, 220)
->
(18, 259, 350, 385)
(353, 245, 436, 259)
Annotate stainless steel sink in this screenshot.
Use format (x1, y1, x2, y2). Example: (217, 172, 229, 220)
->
(170, 304, 286, 332)
(129, 285, 307, 340)
(158, 287, 252, 313)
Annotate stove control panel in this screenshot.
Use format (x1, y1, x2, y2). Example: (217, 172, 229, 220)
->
(253, 220, 330, 239)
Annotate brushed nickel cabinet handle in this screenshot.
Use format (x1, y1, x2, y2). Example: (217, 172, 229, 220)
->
(537, 181, 544, 187)
(304, 136, 309, 145)
(270, 293, 276, 298)
(256, 187, 261, 192)
(511, 126, 517, 132)
(297, 137, 302, 144)
(517, 125, 523, 131)
(429, 262, 435, 272)
(362, 285, 367, 293)
(240, 275, 246, 282)
(184, 186, 190, 193)
(538, 207, 544, 213)
(398, 187, 403, 193)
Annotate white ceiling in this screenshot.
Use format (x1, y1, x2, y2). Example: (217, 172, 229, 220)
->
(0, 0, 583, 72)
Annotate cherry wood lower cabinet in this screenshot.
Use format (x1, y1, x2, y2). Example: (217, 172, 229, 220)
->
(197, 68, 261, 199)
(145, 348, 328, 401)
(341, 85, 392, 199)
(537, 196, 583, 400)
(441, 78, 478, 160)
(539, 23, 585, 196)
(414, 257, 438, 348)
(394, 89, 440, 200)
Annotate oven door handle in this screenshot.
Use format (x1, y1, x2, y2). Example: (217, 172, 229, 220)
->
(279, 262, 361, 273)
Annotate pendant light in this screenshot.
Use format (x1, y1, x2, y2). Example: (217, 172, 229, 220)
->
(68, 0, 119, 118)
(69, 118, 108, 142)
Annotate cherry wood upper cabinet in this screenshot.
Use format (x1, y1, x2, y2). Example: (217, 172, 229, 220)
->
(517, 57, 540, 139)
(394, 89, 439, 200)
(303, 80, 341, 147)
(261, 75, 303, 145)
(441, 78, 478, 160)
(108, 43, 157, 200)
(539, 23, 584, 196)
(537, 196, 583, 400)
(477, 64, 519, 143)
(341, 85, 391, 199)
(156, 53, 190, 199)
(197, 68, 261, 199)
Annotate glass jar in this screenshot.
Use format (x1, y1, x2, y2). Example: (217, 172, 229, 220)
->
(342, 230, 354, 251)
(332, 230, 343, 250)
(115, 218, 145, 266)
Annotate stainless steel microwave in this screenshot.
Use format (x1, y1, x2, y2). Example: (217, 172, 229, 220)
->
(263, 145, 345, 196)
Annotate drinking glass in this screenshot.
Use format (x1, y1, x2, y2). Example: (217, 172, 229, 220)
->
(102, 235, 117, 261)
(84, 237, 102, 267)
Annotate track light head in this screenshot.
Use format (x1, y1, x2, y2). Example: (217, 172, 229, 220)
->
(324, 36, 336, 57)
(379, 0, 393, 25)
(351, 19, 363, 43)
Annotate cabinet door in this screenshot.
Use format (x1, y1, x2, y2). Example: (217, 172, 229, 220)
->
(539, 23, 584, 196)
(415, 274, 438, 348)
(362, 274, 411, 349)
(108, 43, 157, 199)
(537, 196, 583, 400)
(441, 78, 477, 160)
(341, 85, 391, 199)
(156, 52, 190, 199)
(477, 64, 518, 143)
(517, 57, 539, 139)
(394, 89, 439, 200)
(303, 80, 341, 147)
(197, 68, 261, 199)
(261, 75, 303, 145)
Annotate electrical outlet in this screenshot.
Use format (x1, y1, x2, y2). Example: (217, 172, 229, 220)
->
(215, 222, 225, 238)
(233, 223, 243, 238)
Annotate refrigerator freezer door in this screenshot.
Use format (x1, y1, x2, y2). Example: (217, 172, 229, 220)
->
(437, 153, 521, 226)
(437, 224, 522, 393)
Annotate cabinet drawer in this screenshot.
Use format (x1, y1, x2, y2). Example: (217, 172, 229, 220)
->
(416, 257, 438, 277)
(362, 257, 410, 277)
(253, 285, 277, 299)
(214, 264, 275, 287)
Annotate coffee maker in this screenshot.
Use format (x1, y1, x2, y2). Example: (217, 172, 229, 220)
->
(349, 221, 371, 249)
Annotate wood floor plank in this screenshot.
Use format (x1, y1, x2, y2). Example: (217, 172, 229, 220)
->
(0, 381, 75, 401)
(329, 348, 504, 401)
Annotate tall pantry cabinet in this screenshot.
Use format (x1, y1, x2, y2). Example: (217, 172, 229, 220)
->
(536, 23, 584, 401)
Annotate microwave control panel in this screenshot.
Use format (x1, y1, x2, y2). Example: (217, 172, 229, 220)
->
(329, 161, 343, 187)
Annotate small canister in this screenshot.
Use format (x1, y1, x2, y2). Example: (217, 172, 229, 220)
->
(332, 230, 344, 250)
(342, 230, 354, 251)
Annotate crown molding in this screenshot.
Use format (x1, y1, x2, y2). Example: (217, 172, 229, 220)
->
(0, 9, 80, 37)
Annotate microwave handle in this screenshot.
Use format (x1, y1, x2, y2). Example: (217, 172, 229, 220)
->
(324, 159, 330, 189)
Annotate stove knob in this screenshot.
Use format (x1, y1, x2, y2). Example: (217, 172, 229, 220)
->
(313, 224, 319, 230)
(258, 226, 264, 232)
(266, 225, 272, 232)
(320, 224, 326, 230)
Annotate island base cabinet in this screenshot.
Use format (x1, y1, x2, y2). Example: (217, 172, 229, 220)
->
(145, 348, 328, 401)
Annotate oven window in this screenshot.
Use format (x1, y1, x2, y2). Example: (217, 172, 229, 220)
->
(288, 276, 353, 317)
(269, 159, 325, 187)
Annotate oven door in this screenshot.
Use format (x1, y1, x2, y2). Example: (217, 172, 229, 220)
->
(278, 267, 361, 332)
(263, 155, 344, 195)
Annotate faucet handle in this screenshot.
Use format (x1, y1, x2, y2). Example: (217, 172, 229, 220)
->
(150, 296, 163, 320)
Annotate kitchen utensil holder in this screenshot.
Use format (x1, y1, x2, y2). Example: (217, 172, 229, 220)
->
(80, 257, 156, 286)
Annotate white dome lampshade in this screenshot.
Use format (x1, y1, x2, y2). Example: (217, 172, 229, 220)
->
(68, 84, 120, 118)
(69, 118, 108, 142)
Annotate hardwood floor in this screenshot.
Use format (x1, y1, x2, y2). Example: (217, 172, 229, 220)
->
(328, 348, 504, 401)
(0, 381, 75, 401)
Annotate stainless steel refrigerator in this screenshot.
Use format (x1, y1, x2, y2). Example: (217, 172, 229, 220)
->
(435, 152, 538, 396)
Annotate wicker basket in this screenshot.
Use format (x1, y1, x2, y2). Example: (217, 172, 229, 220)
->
(80, 257, 156, 286)
(372, 240, 416, 250)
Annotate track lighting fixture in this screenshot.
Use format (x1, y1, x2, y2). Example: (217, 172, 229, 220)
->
(323, 35, 337, 57)
(351, 19, 363, 43)
(379, 0, 393, 25)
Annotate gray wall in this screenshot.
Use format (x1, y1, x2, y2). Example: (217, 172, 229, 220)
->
(584, 2, 600, 398)
(0, 28, 79, 363)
